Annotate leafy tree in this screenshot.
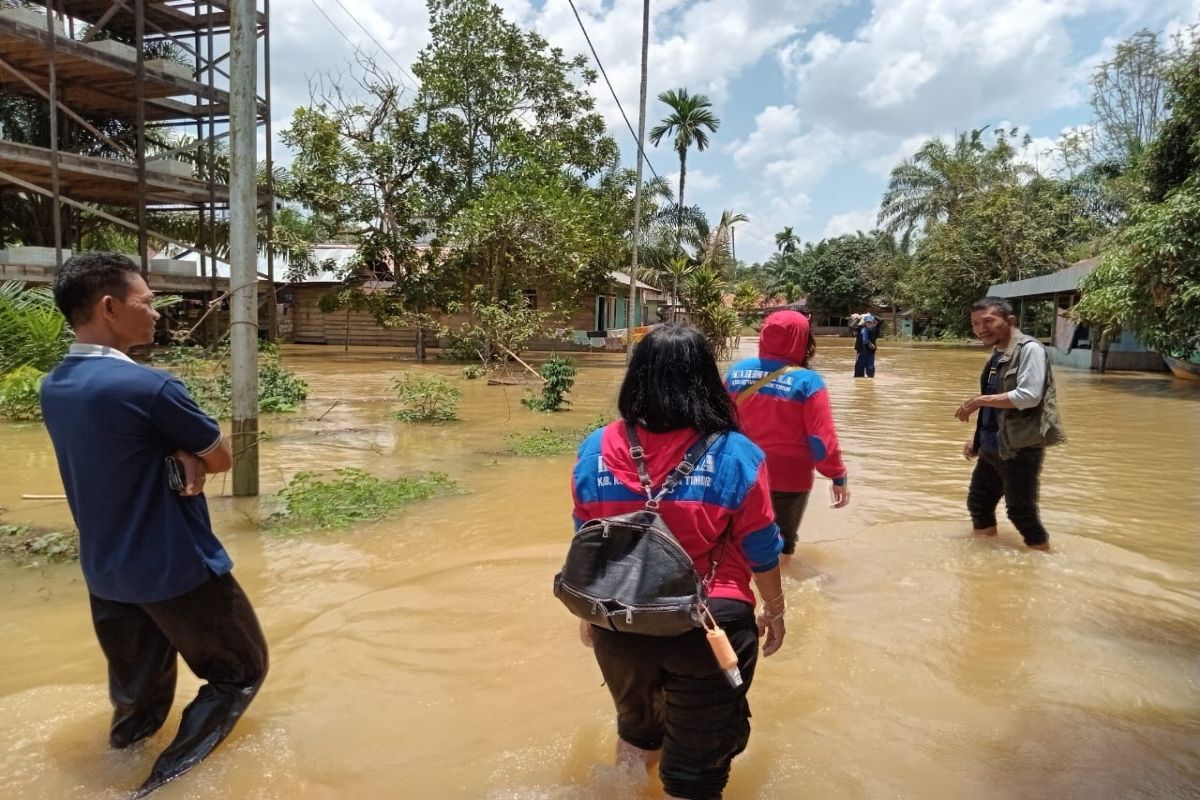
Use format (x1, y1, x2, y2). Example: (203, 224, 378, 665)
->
(281, 57, 452, 354)
(1090, 29, 1170, 168)
(911, 177, 1092, 332)
(731, 281, 761, 324)
(443, 158, 618, 305)
(688, 209, 748, 275)
(1075, 32, 1200, 358)
(414, 0, 617, 221)
(863, 230, 914, 335)
(648, 88, 720, 243)
(651, 255, 694, 319)
(787, 234, 877, 320)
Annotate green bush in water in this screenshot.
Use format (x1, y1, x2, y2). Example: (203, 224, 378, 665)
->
(163, 344, 309, 419)
(391, 373, 461, 422)
(522, 356, 577, 412)
(0, 366, 46, 421)
(269, 468, 454, 530)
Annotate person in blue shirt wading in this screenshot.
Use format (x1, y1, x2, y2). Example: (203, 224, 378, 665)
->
(853, 313, 880, 378)
(39, 253, 268, 797)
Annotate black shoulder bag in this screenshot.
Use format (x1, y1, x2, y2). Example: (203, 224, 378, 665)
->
(553, 423, 728, 636)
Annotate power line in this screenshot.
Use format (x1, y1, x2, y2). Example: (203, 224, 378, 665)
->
(305, 0, 419, 94)
(566, 0, 660, 182)
(328, 0, 423, 92)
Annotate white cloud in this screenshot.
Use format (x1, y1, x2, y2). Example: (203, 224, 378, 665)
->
(511, 0, 844, 143)
(731, 192, 814, 261)
(823, 208, 880, 238)
(780, 0, 1198, 138)
(728, 105, 804, 168)
(664, 168, 722, 194)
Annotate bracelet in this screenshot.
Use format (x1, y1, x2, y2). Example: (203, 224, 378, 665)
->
(757, 607, 785, 621)
(760, 592, 785, 607)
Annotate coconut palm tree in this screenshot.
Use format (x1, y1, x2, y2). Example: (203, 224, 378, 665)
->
(774, 226, 800, 254)
(648, 88, 720, 244)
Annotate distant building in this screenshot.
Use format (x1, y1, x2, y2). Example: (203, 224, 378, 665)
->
(988, 258, 1163, 372)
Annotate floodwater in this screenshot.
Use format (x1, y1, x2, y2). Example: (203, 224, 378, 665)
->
(0, 340, 1197, 799)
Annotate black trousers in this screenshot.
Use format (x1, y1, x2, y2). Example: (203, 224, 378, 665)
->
(966, 447, 1049, 546)
(89, 572, 268, 797)
(770, 490, 810, 555)
(591, 601, 758, 800)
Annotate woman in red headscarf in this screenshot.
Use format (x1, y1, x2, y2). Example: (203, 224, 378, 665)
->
(724, 311, 850, 562)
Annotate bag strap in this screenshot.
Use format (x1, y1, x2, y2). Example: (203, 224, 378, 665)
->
(625, 422, 721, 510)
(625, 422, 731, 592)
(735, 365, 799, 406)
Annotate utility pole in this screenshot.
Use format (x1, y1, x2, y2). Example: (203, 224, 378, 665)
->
(626, 0, 650, 364)
(230, 0, 259, 496)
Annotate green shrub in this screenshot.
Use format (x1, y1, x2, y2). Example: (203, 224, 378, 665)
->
(269, 468, 453, 530)
(522, 356, 577, 412)
(164, 344, 309, 418)
(259, 355, 310, 412)
(0, 366, 46, 421)
(391, 373, 461, 422)
(462, 364, 488, 380)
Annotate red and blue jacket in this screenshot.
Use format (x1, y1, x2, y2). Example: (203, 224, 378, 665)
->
(725, 310, 847, 493)
(571, 421, 783, 606)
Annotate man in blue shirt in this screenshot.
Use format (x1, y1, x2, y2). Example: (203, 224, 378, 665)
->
(853, 313, 880, 378)
(40, 252, 267, 797)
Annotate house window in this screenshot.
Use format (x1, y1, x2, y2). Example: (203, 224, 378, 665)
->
(521, 289, 538, 309)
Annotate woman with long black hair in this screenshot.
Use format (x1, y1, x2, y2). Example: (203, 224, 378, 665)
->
(571, 323, 786, 800)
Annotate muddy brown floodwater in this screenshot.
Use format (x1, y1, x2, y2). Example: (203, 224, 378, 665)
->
(0, 340, 1197, 799)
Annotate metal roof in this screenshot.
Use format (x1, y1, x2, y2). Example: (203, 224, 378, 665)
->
(610, 270, 661, 292)
(987, 258, 1099, 299)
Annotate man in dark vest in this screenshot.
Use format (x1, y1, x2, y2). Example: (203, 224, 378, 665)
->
(954, 297, 1066, 551)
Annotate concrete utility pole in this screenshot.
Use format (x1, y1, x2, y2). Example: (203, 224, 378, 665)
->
(229, 0, 259, 495)
(626, 0, 651, 364)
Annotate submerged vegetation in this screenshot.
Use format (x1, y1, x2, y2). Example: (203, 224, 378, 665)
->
(268, 469, 454, 531)
(390, 373, 461, 422)
(522, 356, 577, 412)
(505, 414, 608, 457)
(0, 513, 78, 565)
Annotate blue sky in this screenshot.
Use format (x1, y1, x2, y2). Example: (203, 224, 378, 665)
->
(269, 0, 1200, 264)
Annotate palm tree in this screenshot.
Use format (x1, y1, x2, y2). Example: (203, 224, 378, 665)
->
(774, 226, 799, 254)
(648, 88, 720, 244)
(688, 209, 748, 274)
(877, 129, 991, 235)
(659, 255, 695, 321)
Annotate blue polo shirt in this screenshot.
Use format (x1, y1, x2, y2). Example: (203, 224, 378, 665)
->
(40, 344, 233, 603)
